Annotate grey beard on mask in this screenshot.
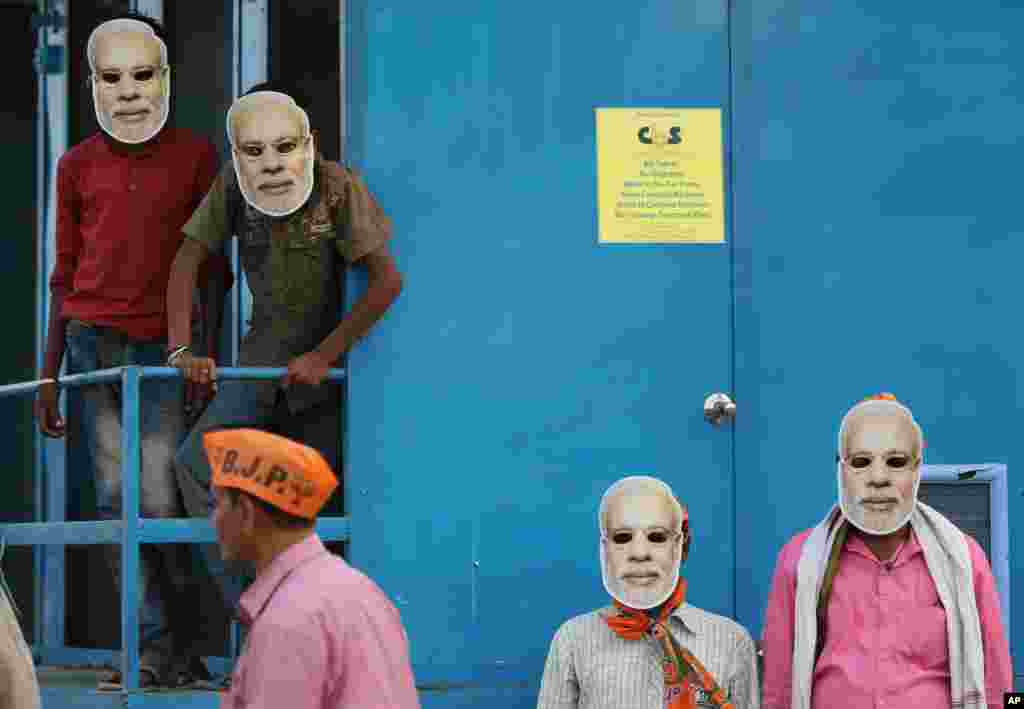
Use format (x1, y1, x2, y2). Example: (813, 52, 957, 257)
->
(838, 470, 920, 536)
(599, 545, 680, 610)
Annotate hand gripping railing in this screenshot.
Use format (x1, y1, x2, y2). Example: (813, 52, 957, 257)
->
(0, 365, 347, 694)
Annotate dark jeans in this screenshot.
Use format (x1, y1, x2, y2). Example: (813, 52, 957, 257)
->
(173, 379, 342, 616)
(65, 320, 195, 674)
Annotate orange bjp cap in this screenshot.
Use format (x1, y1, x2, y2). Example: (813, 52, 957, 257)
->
(202, 428, 338, 520)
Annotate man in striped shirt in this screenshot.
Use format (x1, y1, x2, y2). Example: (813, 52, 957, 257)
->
(538, 476, 759, 709)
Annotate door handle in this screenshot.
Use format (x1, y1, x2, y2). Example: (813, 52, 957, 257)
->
(703, 393, 736, 426)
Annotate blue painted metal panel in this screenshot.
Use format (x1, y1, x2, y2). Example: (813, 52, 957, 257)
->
(3, 522, 121, 547)
(0, 517, 349, 546)
(345, 0, 734, 693)
(0, 367, 346, 397)
(731, 0, 1024, 681)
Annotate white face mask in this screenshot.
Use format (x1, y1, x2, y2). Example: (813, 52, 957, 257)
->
(599, 476, 683, 609)
(228, 92, 315, 218)
(837, 400, 923, 536)
(88, 20, 170, 145)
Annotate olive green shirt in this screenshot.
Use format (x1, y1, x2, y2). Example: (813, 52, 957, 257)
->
(182, 160, 391, 412)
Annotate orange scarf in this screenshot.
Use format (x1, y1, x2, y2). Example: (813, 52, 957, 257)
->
(604, 579, 734, 709)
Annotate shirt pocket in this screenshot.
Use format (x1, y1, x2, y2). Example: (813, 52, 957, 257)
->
(280, 233, 337, 311)
(896, 573, 949, 669)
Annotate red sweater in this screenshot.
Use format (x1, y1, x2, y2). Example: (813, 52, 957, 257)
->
(51, 127, 220, 341)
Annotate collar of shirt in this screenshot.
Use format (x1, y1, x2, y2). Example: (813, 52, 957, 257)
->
(844, 527, 922, 567)
(668, 603, 700, 637)
(98, 125, 170, 160)
(237, 533, 328, 625)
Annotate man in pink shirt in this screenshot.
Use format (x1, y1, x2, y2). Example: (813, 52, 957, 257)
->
(202, 428, 420, 708)
(760, 393, 1012, 709)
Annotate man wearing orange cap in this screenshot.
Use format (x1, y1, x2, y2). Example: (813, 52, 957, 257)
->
(760, 394, 1012, 709)
(202, 428, 419, 708)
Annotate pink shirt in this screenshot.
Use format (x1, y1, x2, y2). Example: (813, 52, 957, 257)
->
(222, 534, 420, 709)
(761, 527, 1012, 709)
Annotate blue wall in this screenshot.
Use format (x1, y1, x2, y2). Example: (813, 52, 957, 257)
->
(732, 0, 1024, 685)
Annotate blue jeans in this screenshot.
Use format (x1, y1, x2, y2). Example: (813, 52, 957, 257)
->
(65, 321, 194, 674)
(174, 378, 341, 617)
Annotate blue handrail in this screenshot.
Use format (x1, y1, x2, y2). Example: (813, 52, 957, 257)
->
(0, 365, 347, 693)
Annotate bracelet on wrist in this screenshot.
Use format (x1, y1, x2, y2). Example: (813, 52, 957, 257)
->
(166, 345, 190, 366)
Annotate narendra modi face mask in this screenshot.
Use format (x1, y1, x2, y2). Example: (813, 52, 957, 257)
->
(837, 394, 923, 536)
(227, 91, 315, 218)
(88, 19, 170, 144)
(599, 476, 687, 609)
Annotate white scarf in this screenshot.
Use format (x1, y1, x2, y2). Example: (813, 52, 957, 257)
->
(792, 502, 985, 709)
(0, 543, 40, 709)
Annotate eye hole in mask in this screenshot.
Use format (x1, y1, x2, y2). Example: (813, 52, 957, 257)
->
(98, 67, 160, 85)
(610, 530, 674, 545)
(239, 138, 304, 159)
(847, 454, 912, 470)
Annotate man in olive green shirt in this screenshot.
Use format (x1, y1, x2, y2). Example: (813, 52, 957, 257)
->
(165, 83, 402, 612)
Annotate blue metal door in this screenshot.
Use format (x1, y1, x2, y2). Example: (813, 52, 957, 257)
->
(343, 2, 735, 702)
(731, 0, 1024, 682)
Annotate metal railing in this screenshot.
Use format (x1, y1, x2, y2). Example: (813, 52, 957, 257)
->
(0, 366, 347, 694)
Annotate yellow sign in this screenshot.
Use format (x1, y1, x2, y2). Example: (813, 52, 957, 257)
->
(596, 108, 725, 244)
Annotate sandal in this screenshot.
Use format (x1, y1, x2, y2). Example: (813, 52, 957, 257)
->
(97, 666, 160, 692)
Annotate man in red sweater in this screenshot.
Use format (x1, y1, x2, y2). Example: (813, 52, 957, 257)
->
(33, 12, 228, 690)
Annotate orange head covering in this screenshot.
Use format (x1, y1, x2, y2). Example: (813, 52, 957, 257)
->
(202, 428, 338, 520)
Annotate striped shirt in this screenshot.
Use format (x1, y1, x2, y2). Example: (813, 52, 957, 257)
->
(537, 604, 760, 709)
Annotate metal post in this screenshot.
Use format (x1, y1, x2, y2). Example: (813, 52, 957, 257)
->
(120, 367, 142, 691)
(37, 0, 68, 663)
(234, 0, 268, 351)
(226, 0, 269, 649)
(132, 0, 163, 23)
